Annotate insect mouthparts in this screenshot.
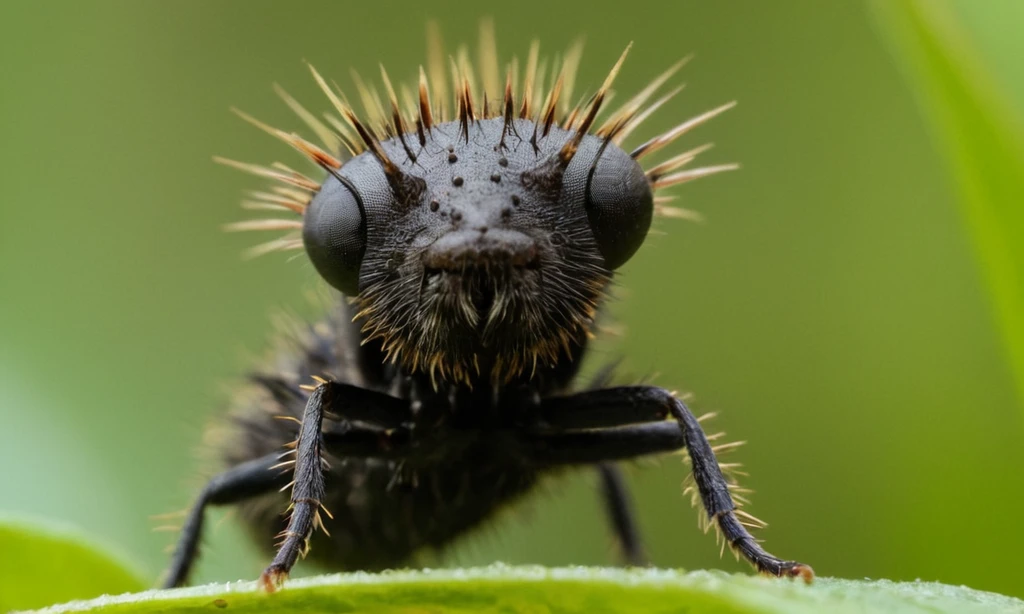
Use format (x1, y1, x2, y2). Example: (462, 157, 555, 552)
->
(422, 229, 539, 272)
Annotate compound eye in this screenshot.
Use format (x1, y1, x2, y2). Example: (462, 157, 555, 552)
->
(303, 177, 366, 295)
(585, 145, 654, 270)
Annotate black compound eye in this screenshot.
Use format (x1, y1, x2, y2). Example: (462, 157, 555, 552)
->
(303, 177, 366, 295)
(584, 144, 654, 270)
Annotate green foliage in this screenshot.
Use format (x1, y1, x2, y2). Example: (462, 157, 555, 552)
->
(871, 0, 1024, 414)
(22, 566, 1024, 614)
(0, 518, 144, 612)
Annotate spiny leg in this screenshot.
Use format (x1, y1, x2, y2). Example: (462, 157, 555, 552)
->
(259, 380, 414, 591)
(597, 463, 647, 566)
(259, 383, 330, 591)
(163, 453, 289, 588)
(667, 396, 812, 581)
(165, 377, 412, 589)
(529, 386, 814, 582)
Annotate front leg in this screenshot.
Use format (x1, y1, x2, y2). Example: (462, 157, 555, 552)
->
(259, 380, 412, 591)
(258, 382, 329, 591)
(529, 386, 814, 582)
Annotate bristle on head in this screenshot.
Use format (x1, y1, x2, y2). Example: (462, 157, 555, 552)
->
(220, 23, 737, 254)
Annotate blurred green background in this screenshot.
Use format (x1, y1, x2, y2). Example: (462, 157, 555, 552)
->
(2, 0, 1022, 600)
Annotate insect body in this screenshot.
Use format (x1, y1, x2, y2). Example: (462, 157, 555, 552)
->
(164, 25, 813, 591)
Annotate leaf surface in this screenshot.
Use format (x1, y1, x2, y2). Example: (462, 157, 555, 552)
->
(26, 566, 1024, 614)
(0, 518, 145, 612)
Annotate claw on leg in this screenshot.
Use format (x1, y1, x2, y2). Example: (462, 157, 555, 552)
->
(259, 565, 289, 593)
(769, 561, 815, 584)
(790, 563, 815, 584)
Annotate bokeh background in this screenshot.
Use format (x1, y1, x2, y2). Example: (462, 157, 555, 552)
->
(2, 0, 1022, 600)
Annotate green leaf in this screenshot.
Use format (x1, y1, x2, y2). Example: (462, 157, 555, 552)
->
(870, 0, 1024, 415)
(0, 518, 145, 612)
(22, 566, 1024, 614)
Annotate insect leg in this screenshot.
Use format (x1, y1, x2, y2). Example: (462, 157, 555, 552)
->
(253, 375, 413, 429)
(528, 421, 684, 462)
(318, 381, 412, 428)
(259, 382, 330, 591)
(539, 386, 671, 429)
(259, 380, 413, 591)
(527, 386, 814, 582)
(320, 424, 411, 459)
(597, 463, 647, 566)
(163, 453, 289, 588)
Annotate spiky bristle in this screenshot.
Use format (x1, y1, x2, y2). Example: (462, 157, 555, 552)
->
(221, 23, 736, 255)
(680, 412, 776, 570)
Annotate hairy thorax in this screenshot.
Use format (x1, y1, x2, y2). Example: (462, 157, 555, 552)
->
(224, 303, 584, 570)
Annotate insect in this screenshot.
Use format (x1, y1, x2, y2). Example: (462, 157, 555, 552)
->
(163, 22, 813, 591)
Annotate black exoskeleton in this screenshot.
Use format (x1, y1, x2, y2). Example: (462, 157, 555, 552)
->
(165, 29, 813, 591)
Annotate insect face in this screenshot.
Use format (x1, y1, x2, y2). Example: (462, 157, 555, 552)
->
(304, 116, 652, 384)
